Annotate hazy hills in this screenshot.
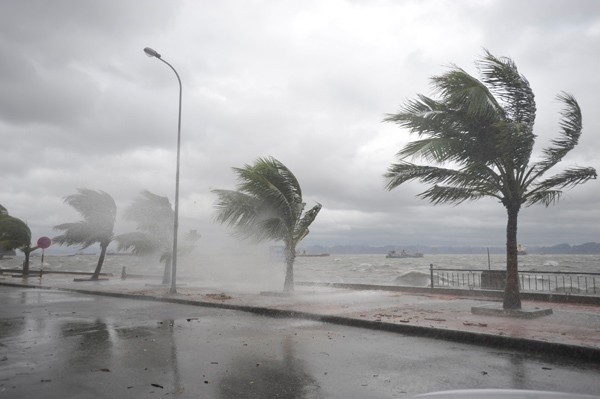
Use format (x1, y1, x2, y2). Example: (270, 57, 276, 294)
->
(299, 242, 600, 255)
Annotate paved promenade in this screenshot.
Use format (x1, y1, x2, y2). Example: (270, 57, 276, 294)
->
(1, 273, 599, 361)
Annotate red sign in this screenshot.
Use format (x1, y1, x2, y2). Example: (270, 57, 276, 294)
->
(37, 236, 51, 249)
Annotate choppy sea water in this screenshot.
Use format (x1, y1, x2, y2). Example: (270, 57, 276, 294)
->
(294, 253, 600, 287)
(1, 253, 598, 289)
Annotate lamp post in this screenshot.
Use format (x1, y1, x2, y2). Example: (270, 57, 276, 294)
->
(143, 47, 182, 294)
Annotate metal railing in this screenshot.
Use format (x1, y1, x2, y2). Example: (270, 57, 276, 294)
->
(429, 264, 600, 296)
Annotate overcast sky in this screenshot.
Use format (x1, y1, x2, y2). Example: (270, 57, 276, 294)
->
(1, 0, 598, 254)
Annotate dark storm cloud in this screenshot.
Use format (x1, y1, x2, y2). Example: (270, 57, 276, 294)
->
(0, 0, 598, 251)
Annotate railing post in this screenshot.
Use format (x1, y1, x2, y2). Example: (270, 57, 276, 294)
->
(430, 263, 434, 289)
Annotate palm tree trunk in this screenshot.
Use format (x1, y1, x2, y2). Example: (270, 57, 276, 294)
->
(283, 244, 295, 292)
(92, 243, 108, 280)
(503, 206, 522, 309)
(162, 255, 172, 285)
(23, 251, 30, 276)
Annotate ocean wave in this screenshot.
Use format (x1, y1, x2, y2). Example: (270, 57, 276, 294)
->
(394, 270, 430, 287)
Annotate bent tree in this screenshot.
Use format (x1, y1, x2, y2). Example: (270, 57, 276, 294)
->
(117, 190, 199, 284)
(384, 51, 596, 309)
(0, 207, 38, 274)
(213, 157, 321, 292)
(54, 189, 117, 280)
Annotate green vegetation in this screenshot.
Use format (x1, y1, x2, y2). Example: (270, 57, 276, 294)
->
(0, 205, 38, 274)
(53, 189, 117, 280)
(384, 50, 597, 309)
(213, 157, 321, 292)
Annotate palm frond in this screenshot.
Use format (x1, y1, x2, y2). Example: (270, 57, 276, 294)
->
(525, 167, 597, 205)
(419, 185, 486, 205)
(293, 203, 322, 244)
(384, 162, 460, 190)
(123, 190, 173, 241)
(384, 95, 453, 135)
(114, 231, 158, 255)
(432, 67, 502, 118)
(524, 190, 563, 207)
(63, 189, 117, 225)
(213, 189, 261, 227)
(477, 49, 536, 128)
(398, 137, 464, 164)
(535, 92, 582, 174)
(53, 221, 105, 249)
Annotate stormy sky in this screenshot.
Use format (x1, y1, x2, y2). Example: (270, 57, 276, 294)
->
(1, 0, 598, 253)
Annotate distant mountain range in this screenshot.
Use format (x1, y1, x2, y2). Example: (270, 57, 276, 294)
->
(299, 242, 600, 255)
(535, 242, 600, 255)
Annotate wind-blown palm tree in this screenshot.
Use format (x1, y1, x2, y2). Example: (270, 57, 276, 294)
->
(384, 50, 597, 309)
(213, 157, 321, 292)
(116, 190, 200, 283)
(53, 189, 117, 280)
(0, 210, 37, 273)
(116, 190, 176, 283)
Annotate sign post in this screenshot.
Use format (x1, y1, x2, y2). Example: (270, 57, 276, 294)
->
(36, 237, 51, 278)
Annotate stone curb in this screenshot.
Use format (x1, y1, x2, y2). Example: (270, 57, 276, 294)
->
(1, 280, 599, 363)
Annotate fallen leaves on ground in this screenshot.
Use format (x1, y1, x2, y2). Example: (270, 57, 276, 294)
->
(463, 321, 488, 327)
(206, 293, 232, 301)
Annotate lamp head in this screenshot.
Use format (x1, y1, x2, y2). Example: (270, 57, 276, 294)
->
(143, 47, 161, 58)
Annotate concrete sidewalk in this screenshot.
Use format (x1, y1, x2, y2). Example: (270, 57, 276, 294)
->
(1, 273, 599, 362)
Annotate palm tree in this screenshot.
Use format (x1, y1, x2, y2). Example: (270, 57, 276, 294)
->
(53, 189, 117, 280)
(116, 190, 175, 283)
(0, 211, 37, 273)
(384, 50, 597, 309)
(213, 157, 321, 292)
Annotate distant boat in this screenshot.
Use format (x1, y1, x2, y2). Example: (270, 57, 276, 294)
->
(517, 244, 527, 255)
(386, 250, 424, 259)
(297, 251, 330, 257)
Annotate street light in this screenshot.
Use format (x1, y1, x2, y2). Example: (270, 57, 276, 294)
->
(143, 47, 182, 295)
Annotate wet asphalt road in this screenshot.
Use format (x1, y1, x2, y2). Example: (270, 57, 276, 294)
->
(1, 286, 599, 398)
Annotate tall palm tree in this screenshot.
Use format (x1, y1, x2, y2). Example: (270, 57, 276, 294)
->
(213, 157, 321, 292)
(384, 50, 597, 309)
(53, 189, 117, 280)
(116, 190, 175, 283)
(0, 211, 37, 273)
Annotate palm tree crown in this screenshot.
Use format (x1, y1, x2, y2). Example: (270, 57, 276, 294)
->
(116, 190, 175, 283)
(213, 157, 321, 291)
(53, 189, 117, 280)
(384, 50, 596, 309)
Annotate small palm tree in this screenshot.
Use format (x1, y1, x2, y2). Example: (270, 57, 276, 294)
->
(0, 210, 37, 274)
(213, 157, 321, 292)
(116, 191, 200, 283)
(384, 51, 597, 309)
(53, 189, 117, 280)
(116, 190, 175, 283)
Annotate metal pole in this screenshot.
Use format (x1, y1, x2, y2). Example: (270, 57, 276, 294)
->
(160, 58, 182, 295)
(430, 263, 434, 289)
(144, 48, 182, 295)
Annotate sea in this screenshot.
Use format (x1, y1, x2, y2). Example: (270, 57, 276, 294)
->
(1, 252, 598, 289)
